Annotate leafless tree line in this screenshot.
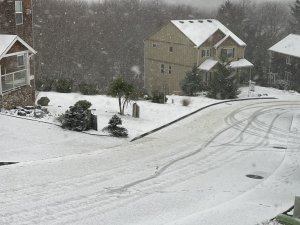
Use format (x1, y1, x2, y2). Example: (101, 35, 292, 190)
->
(32, 0, 296, 91)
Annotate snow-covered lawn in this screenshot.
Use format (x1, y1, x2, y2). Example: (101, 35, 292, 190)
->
(239, 85, 300, 100)
(35, 92, 219, 138)
(35, 86, 300, 138)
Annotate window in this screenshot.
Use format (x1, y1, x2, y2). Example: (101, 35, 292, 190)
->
(152, 43, 159, 48)
(15, 1, 23, 25)
(17, 54, 25, 67)
(286, 56, 291, 65)
(221, 48, 235, 59)
(285, 71, 292, 81)
(160, 64, 164, 73)
(169, 46, 173, 52)
(168, 65, 172, 74)
(202, 49, 210, 58)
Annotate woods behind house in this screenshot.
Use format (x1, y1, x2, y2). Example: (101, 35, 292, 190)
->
(33, 0, 298, 92)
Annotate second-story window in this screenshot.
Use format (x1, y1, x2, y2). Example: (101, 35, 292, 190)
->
(168, 65, 172, 74)
(153, 43, 159, 48)
(15, 1, 23, 25)
(202, 49, 210, 57)
(160, 64, 165, 74)
(221, 48, 235, 59)
(169, 46, 173, 52)
(286, 56, 291, 65)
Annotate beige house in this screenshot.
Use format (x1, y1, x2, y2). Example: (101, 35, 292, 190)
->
(144, 19, 253, 95)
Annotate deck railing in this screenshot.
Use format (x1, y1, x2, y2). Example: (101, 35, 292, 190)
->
(1, 69, 27, 92)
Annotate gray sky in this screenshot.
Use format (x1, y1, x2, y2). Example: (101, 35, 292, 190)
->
(84, 0, 294, 10)
(164, 0, 293, 8)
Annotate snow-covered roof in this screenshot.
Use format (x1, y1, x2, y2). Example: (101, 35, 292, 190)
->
(171, 19, 246, 48)
(0, 34, 36, 60)
(229, 58, 254, 68)
(269, 34, 300, 58)
(199, 59, 219, 71)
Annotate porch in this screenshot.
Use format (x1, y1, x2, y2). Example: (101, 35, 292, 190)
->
(0, 54, 29, 93)
(198, 58, 254, 85)
(0, 35, 36, 108)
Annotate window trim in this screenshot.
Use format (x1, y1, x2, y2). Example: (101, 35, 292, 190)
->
(152, 43, 160, 48)
(221, 48, 235, 59)
(15, 1, 24, 25)
(202, 49, 210, 58)
(17, 54, 25, 67)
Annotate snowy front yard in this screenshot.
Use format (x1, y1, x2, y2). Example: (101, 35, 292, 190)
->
(34, 92, 220, 138)
(1, 86, 299, 162)
(33, 86, 300, 138)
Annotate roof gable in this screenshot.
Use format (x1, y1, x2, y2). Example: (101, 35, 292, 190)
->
(146, 22, 195, 46)
(0, 35, 36, 60)
(171, 19, 246, 48)
(269, 34, 300, 58)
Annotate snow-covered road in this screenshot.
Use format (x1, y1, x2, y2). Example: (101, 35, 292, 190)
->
(1, 100, 300, 225)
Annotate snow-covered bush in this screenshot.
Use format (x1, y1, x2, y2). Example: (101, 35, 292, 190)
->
(37, 97, 50, 106)
(36, 78, 54, 92)
(103, 115, 128, 137)
(79, 83, 99, 95)
(152, 91, 168, 104)
(55, 79, 73, 93)
(61, 101, 92, 132)
(273, 80, 289, 90)
(74, 100, 92, 110)
(181, 98, 191, 106)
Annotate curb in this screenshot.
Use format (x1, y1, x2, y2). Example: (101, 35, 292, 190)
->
(130, 97, 277, 142)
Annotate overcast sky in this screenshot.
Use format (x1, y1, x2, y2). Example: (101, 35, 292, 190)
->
(85, 0, 294, 9)
(164, 0, 293, 8)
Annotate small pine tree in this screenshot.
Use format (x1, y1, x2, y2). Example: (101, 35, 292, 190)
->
(181, 66, 204, 96)
(207, 64, 240, 100)
(103, 115, 128, 137)
(61, 101, 92, 132)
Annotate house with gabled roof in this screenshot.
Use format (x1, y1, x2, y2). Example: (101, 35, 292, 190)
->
(268, 34, 300, 89)
(144, 19, 253, 95)
(0, 0, 36, 109)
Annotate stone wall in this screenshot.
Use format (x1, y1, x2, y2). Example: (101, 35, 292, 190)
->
(0, 84, 35, 109)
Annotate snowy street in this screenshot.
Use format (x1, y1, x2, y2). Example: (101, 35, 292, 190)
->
(1, 99, 300, 225)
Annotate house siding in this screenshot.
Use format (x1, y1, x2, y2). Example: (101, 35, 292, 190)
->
(144, 22, 247, 95)
(270, 52, 300, 88)
(145, 23, 198, 94)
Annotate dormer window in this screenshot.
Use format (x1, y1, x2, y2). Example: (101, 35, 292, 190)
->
(15, 1, 23, 25)
(202, 49, 210, 58)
